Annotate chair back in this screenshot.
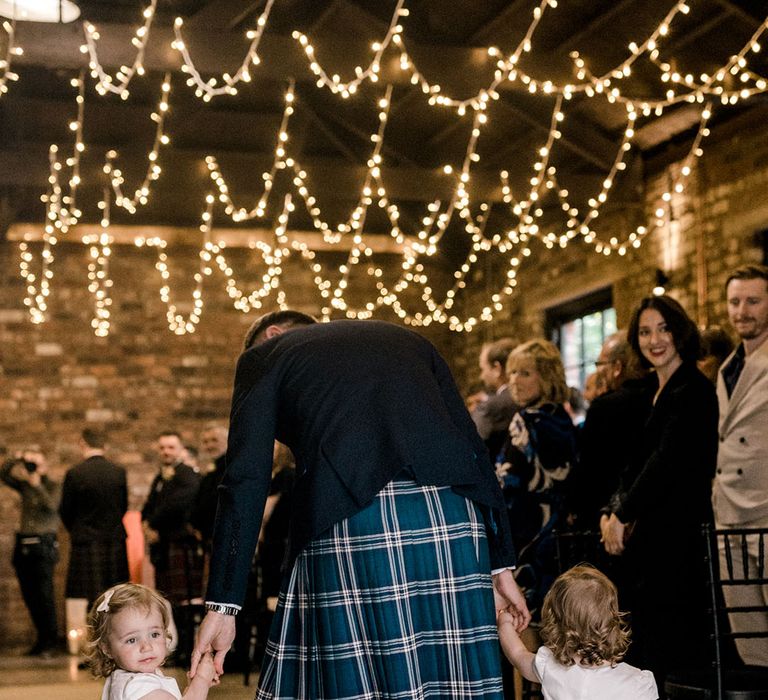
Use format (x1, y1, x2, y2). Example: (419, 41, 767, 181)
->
(705, 523, 768, 699)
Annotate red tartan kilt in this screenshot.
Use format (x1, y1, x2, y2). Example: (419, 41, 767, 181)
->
(154, 539, 204, 604)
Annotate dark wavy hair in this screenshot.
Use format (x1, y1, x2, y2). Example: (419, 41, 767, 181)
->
(627, 295, 700, 368)
(540, 564, 630, 666)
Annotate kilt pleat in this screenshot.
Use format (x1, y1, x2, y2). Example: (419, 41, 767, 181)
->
(66, 540, 129, 602)
(155, 539, 204, 604)
(256, 479, 504, 700)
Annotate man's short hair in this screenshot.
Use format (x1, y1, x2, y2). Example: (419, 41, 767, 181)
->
(158, 430, 182, 441)
(482, 337, 517, 368)
(243, 310, 317, 350)
(726, 264, 768, 291)
(81, 428, 106, 449)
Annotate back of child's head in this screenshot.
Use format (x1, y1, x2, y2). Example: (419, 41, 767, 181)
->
(540, 564, 629, 666)
(84, 583, 172, 678)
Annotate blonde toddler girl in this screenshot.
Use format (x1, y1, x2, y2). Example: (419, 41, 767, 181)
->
(85, 583, 217, 700)
(498, 565, 658, 699)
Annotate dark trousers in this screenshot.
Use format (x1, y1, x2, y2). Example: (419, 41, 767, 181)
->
(12, 533, 59, 650)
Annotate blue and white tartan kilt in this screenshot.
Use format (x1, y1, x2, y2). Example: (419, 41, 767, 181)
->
(255, 479, 504, 699)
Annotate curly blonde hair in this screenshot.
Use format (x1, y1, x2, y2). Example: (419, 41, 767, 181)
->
(506, 338, 568, 407)
(84, 583, 173, 678)
(540, 565, 630, 666)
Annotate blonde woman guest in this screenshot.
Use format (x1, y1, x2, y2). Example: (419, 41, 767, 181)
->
(498, 565, 658, 699)
(496, 339, 578, 608)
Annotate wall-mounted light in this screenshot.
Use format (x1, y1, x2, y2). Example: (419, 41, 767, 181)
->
(0, 0, 80, 22)
(652, 268, 670, 296)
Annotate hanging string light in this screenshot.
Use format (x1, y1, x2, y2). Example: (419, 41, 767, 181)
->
(206, 81, 295, 221)
(172, 0, 276, 101)
(0, 19, 22, 96)
(103, 73, 172, 213)
(84, 187, 114, 336)
(81, 0, 157, 99)
(18, 75, 85, 324)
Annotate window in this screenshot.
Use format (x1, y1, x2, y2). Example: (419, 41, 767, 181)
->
(547, 289, 617, 389)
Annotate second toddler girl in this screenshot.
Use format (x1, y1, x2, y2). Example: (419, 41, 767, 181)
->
(85, 583, 218, 700)
(498, 564, 658, 699)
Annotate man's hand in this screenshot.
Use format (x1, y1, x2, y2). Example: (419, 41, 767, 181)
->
(600, 513, 626, 555)
(189, 611, 236, 678)
(492, 569, 531, 632)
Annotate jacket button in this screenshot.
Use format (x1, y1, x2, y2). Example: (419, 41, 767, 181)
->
(739, 437, 746, 444)
(737, 468, 743, 475)
(717, 468, 722, 474)
(719, 436, 724, 442)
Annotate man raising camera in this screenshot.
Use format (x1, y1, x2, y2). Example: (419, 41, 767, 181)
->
(1, 448, 61, 656)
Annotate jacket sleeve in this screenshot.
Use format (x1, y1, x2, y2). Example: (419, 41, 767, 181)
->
(431, 345, 517, 570)
(206, 349, 278, 606)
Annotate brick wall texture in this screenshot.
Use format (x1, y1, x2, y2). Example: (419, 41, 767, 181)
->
(0, 105, 766, 649)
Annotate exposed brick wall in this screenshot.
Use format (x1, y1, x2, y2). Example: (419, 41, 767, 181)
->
(0, 239, 459, 648)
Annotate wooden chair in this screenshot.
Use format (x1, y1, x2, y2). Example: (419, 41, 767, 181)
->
(665, 524, 768, 699)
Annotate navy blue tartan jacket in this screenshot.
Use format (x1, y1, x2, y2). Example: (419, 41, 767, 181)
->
(207, 319, 516, 607)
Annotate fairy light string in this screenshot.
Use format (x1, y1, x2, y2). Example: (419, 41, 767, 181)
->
(104, 73, 172, 213)
(82, 0, 157, 99)
(0, 19, 22, 96)
(172, 0, 277, 101)
(10, 2, 768, 332)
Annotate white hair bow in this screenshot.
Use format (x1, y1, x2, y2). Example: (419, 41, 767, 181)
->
(97, 588, 115, 612)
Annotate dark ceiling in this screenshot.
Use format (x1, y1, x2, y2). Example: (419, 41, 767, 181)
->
(1, 0, 766, 256)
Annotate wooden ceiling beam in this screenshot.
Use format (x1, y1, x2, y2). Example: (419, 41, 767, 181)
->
(187, 0, 264, 30)
(0, 145, 498, 201)
(469, 0, 529, 44)
(495, 97, 617, 171)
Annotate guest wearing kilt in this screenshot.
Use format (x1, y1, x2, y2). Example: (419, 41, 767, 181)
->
(142, 431, 203, 664)
(60, 429, 129, 606)
(191, 312, 530, 699)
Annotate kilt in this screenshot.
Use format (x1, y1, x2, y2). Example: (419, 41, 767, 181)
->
(66, 539, 129, 603)
(256, 479, 503, 700)
(154, 537, 204, 605)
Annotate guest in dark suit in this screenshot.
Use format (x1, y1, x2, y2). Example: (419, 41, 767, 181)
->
(59, 428, 129, 607)
(191, 311, 530, 699)
(568, 331, 652, 531)
(601, 295, 718, 695)
(142, 430, 202, 664)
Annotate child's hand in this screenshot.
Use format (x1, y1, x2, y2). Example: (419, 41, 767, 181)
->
(190, 652, 220, 687)
(497, 610, 520, 634)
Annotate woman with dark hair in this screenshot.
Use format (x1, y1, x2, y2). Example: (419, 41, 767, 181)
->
(600, 295, 718, 695)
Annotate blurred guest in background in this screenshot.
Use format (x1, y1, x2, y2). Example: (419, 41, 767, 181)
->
(59, 428, 129, 607)
(698, 325, 734, 384)
(471, 337, 519, 459)
(1, 447, 61, 656)
(497, 339, 577, 611)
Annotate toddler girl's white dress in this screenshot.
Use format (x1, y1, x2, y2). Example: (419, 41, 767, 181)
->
(534, 646, 658, 700)
(101, 668, 182, 700)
